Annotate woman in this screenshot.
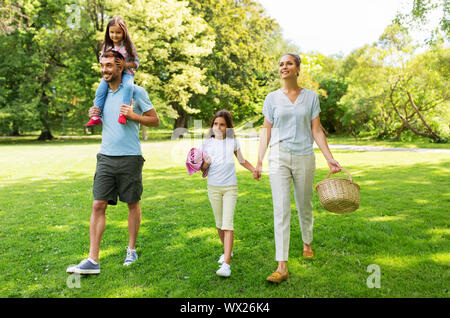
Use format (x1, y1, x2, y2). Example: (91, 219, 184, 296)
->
(254, 53, 342, 283)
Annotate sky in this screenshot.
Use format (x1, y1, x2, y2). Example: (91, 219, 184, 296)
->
(257, 0, 414, 56)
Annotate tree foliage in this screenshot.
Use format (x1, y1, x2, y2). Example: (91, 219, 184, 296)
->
(339, 23, 449, 141)
(0, 0, 448, 142)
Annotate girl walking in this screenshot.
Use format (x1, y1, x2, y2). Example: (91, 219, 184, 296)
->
(86, 16, 140, 127)
(200, 110, 256, 277)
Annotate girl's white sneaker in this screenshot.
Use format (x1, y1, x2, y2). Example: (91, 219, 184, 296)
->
(216, 262, 231, 277)
(218, 252, 233, 264)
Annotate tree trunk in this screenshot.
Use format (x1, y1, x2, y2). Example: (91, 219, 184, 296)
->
(9, 121, 20, 136)
(37, 89, 54, 141)
(406, 91, 443, 141)
(38, 130, 54, 141)
(173, 103, 188, 129)
(389, 91, 438, 141)
(142, 125, 148, 141)
(394, 123, 405, 140)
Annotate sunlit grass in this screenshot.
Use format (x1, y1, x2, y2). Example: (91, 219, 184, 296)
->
(0, 138, 449, 297)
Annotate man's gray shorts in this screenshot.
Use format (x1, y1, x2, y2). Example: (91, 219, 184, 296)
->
(93, 153, 145, 205)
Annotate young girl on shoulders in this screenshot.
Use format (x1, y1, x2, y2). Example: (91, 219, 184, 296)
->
(86, 16, 140, 127)
(200, 110, 256, 277)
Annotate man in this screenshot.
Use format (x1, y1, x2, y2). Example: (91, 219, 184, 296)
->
(67, 49, 160, 274)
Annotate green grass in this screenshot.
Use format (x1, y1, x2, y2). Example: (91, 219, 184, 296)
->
(325, 135, 450, 149)
(0, 138, 449, 297)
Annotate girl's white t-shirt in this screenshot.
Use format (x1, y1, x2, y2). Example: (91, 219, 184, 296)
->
(200, 137, 240, 187)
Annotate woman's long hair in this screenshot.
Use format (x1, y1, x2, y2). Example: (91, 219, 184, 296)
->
(102, 16, 136, 62)
(207, 109, 235, 139)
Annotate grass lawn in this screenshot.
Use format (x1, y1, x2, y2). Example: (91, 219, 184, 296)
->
(0, 138, 449, 298)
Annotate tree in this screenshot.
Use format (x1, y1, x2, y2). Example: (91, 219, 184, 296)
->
(187, 0, 281, 125)
(1, 1, 53, 139)
(108, 0, 215, 129)
(394, 0, 449, 45)
(0, 0, 100, 139)
(339, 24, 449, 141)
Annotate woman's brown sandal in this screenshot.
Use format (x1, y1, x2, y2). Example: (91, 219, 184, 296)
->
(266, 271, 289, 283)
(303, 249, 314, 258)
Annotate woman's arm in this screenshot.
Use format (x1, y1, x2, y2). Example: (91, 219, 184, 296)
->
(254, 119, 272, 180)
(235, 149, 256, 173)
(311, 116, 341, 174)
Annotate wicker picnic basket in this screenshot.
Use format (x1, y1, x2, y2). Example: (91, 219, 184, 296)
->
(315, 168, 360, 214)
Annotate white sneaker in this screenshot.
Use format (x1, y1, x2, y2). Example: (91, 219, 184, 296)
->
(218, 252, 233, 264)
(216, 262, 231, 277)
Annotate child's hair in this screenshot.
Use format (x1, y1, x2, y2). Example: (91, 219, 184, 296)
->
(100, 49, 125, 61)
(102, 16, 136, 63)
(207, 109, 235, 138)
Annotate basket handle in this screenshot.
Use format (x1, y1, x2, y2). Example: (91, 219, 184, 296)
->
(325, 167, 352, 182)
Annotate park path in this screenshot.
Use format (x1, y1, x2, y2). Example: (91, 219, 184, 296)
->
(324, 144, 450, 153)
(234, 133, 450, 153)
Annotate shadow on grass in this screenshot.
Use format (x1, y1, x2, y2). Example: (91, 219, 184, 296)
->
(0, 132, 174, 146)
(0, 160, 449, 297)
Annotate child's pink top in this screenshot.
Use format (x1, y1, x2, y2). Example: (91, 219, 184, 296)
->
(105, 41, 139, 76)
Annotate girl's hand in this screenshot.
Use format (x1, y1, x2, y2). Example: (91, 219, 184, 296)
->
(327, 158, 342, 174)
(115, 58, 125, 69)
(201, 155, 211, 172)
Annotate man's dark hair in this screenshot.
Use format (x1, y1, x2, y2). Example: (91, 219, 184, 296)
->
(100, 49, 125, 61)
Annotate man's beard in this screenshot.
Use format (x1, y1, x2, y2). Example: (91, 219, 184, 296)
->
(103, 72, 119, 83)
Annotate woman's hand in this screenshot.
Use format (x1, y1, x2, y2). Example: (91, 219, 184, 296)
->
(327, 158, 342, 174)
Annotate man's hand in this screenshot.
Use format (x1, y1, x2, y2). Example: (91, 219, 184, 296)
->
(89, 99, 101, 118)
(120, 99, 135, 119)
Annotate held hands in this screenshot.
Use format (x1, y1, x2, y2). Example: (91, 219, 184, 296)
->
(253, 163, 262, 181)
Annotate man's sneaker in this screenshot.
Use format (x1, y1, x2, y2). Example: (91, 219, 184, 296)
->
(86, 116, 102, 127)
(67, 259, 100, 275)
(216, 262, 231, 277)
(124, 249, 138, 266)
(218, 252, 233, 265)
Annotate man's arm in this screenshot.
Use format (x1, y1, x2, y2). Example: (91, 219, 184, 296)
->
(120, 98, 160, 127)
(129, 108, 160, 127)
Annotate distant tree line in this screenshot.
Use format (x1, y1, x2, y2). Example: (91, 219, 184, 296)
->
(0, 0, 447, 142)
